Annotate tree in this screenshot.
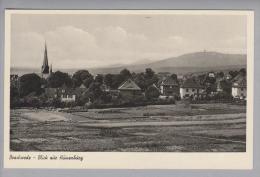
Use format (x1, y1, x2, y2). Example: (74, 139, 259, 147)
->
(47, 71, 73, 88)
(203, 76, 216, 85)
(95, 74, 104, 84)
(110, 69, 132, 89)
(10, 85, 19, 98)
(217, 71, 224, 78)
(76, 92, 91, 106)
(220, 80, 232, 94)
(145, 85, 160, 100)
(170, 73, 177, 80)
(134, 73, 146, 90)
(144, 68, 159, 89)
(19, 73, 42, 96)
(120, 68, 132, 79)
(197, 74, 207, 85)
(229, 70, 239, 79)
(239, 68, 246, 77)
(104, 74, 114, 88)
(145, 68, 155, 78)
(100, 92, 112, 103)
(72, 70, 93, 88)
(88, 82, 103, 100)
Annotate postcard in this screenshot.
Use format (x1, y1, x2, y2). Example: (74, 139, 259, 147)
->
(4, 10, 254, 169)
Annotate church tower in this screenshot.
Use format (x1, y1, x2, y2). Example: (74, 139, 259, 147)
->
(41, 42, 50, 79)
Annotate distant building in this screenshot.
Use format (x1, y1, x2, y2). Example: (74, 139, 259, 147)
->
(232, 77, 246, 99)
(159, 76, 179, 97)
(180, 79, 204, 99)
(208, 72, 215, 78)
(118, 79, 142, 99)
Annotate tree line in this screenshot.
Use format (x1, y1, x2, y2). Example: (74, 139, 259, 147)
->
(10, 67, 246, 108)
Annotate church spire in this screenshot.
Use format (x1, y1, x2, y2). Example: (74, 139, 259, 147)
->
(41, 41, 49, 74)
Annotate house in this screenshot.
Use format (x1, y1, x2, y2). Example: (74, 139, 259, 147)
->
(57, 84, 76, 102)
(159, 76, 179, 97)
(208, 72, 215, 78)
(45, 85, 76, 102)
(232, 77, 246, 99)
(118, 79, 142, 99)
(59, 88, 76, 102)
(180, 79, 204, 99)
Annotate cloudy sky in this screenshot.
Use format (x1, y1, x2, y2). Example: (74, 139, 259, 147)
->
(10, 13, 247, 69)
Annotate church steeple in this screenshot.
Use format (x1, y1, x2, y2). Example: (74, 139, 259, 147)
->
(41, 41, 50, 78)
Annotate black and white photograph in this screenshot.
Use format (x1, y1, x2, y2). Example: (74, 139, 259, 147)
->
(4, 10, 254, 169)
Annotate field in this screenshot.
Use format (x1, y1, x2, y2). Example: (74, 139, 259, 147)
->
(10, 103, 246, 152)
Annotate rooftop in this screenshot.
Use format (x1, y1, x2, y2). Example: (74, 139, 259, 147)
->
(180, 78, 203, 89)
(118, 79, 141, 91)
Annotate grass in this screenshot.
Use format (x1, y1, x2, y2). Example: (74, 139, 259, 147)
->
(10, 103, 246, 152)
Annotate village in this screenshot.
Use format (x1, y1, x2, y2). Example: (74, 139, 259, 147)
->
(9, 43, 247, 152)
(10, 43, 247, 110)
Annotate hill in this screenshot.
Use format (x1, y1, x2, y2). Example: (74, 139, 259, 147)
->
(91, 51, 246, 74)
(11, 51, 246, 76)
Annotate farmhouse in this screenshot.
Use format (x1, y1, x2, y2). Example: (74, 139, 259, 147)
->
(232, 77, 246, 99)
(159, 76, 179, 97)
(45, 85, 77, 103)
(180, 79, 204, 99)
(118, 79, 142, 99)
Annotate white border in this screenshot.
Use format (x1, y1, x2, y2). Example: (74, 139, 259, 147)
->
(4, 10, 254, 169)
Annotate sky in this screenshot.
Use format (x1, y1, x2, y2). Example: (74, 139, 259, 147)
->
(10, 12, 247, 69)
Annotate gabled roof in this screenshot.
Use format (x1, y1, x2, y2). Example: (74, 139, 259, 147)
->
(152, 83, 159, 90)
(79, 83, 86, 89)
(118, 79, 141, 91)
(180, 78, 203, 89)
(231, 73, 245, 82)
(160, 77, 179, 86)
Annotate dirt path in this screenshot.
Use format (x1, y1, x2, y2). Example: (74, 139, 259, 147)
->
(77, 118, 245, 128)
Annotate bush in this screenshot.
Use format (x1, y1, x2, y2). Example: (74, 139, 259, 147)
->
(145, 85, 160, 100)
(19, 73, 42, 96)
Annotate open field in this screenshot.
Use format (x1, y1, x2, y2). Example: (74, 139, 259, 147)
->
(10, 103, 246, 152)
